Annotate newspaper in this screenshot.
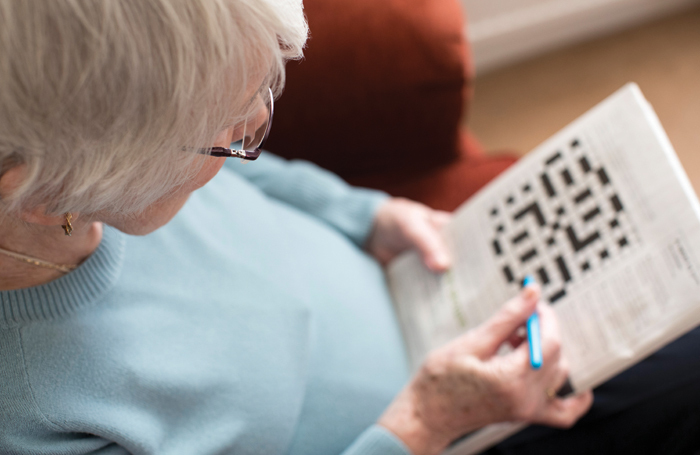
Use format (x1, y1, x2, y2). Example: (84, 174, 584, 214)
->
(386, 84, 700, 454)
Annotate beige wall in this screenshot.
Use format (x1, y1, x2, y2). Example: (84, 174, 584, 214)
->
(467, 8, 700, 191)
(462, 0, 700, 74)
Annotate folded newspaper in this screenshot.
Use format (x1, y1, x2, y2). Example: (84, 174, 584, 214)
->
(387, 83, 700, 454)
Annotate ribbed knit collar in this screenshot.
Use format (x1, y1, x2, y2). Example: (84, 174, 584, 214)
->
(0, 226, 125, 327)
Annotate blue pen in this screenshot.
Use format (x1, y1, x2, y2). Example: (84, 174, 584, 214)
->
(523, 275, 542, 370)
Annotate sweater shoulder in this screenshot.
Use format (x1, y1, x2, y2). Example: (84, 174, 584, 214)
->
(0, 328, 70, 450)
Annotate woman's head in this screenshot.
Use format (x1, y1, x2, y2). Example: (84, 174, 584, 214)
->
(0, 0, 307, 221)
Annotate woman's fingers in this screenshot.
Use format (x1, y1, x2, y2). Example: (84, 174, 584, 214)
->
(404, 210, 451, 272)
(366, 198, 452, 270)
(537, 303, 563, 366)
(466, 285, 540, 358)
(551, 358, 571, 393)
(537, 390, 594, 428)
(507, 327, 527, 349)
(429, 210, 452, 229)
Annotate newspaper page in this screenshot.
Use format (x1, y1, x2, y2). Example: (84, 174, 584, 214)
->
(387, 83, 700, 454)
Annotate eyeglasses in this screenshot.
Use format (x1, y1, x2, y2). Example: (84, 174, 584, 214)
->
(197, 87, 274, 161)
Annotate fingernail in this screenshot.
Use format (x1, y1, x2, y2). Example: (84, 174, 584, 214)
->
(521, 275, 537, 302)
(433, 252, 450, 269)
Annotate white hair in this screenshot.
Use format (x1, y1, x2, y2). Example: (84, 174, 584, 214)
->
(0, 0, 307, 215)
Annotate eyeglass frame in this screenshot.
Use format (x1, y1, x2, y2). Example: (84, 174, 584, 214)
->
(196, 87, 274, 161)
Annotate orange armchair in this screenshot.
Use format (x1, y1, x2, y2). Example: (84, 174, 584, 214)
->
(266, 0, 518, 211)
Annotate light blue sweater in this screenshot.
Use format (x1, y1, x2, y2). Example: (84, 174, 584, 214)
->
(0, 154, 412, 455)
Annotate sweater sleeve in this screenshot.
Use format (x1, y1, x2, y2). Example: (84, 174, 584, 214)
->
(225, 152, 389, 247)
(342, 425, 413, 455)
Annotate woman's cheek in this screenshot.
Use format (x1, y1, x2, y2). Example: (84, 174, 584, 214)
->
(193, 156, 227, 190)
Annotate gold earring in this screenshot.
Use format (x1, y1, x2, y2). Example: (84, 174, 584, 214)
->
(62, 213, 73, 236)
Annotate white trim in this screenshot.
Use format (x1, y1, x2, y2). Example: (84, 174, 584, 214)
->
(465, 0, 700, 74)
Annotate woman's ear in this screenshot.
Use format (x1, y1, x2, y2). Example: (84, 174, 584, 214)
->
(0, 164, 69, 227)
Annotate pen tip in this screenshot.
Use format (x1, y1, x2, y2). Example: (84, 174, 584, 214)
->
(522, 274, 535, 287)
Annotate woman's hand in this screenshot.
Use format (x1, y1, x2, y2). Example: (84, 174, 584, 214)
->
(378, 285, 593, 455)
(366, 198, 452, 272)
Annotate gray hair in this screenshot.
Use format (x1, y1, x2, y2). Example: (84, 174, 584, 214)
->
(0, 0, 307, 215)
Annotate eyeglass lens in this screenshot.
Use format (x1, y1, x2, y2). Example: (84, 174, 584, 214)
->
(234, 89, 272, 152)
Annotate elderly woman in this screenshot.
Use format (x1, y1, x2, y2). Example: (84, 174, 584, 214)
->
(1, 2, 699, 455)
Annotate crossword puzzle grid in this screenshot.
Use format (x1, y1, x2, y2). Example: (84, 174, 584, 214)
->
(489, 138, 639, 304)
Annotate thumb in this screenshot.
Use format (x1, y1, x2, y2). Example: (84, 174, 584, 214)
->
(470, 284, 540, 358)
(406, 213, 451, 272)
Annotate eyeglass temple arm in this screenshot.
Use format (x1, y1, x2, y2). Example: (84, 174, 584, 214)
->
(207, 147, 263, 160)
